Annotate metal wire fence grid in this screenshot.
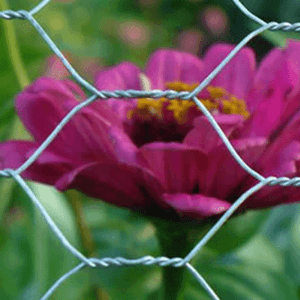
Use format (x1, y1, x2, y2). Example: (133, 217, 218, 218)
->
(1, 0, 300, 299)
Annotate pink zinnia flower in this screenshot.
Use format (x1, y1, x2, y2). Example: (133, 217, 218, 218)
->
(201, 6, 229, 36)
(44, 52, 72, 80)
(119, 20, 150, 47)
(2, 41, 300, 220)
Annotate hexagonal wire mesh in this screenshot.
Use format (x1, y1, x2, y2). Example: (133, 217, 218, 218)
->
(1, 0, 300, 299)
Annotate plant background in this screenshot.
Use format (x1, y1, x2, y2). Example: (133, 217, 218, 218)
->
(1, 0, 300, 299)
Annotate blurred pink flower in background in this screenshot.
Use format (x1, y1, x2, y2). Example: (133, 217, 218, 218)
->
(176, 29, 205, 55)
(2, 41, 300, 221)
(44, 53, 103, 81)
(202, 6, 229, 36)
(44, 52, 72, 80)
(119, 20, 150, 47)
(80, 56, 104, 79)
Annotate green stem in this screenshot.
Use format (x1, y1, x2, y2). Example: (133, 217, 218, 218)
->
(65, 190, 96, 257)
(65, 190, 105, 300)
(150, 217, 213, 300)
(152, 219, 199, 300)
(0, 0, 30, 90)
(158, 229, 190, 300)
(0, 0, 31, 220)
(0, 0, 31, 140)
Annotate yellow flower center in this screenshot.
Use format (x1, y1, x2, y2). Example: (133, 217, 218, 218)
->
(127, 81, 250, 123)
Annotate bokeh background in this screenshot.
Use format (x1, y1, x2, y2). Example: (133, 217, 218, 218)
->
(1, 0, 300, 299)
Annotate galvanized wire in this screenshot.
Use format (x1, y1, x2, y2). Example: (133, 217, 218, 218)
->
(1, 0, 300, 299)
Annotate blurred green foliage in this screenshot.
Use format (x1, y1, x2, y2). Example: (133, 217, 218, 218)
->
(1, 0, 300, 299)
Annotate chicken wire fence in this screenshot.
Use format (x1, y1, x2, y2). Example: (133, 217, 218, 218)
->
(1, 0, 300, 299)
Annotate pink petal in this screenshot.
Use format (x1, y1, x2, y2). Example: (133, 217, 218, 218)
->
(16, 77, 137, 164)
(16, 77, 83, 146)
(0, 140, 72, 185)
(140, 142, 207, 193)
(184, 114, 243, 153)
(242, 46, 299, 139)
(260, 140, 300, 177)
(94, 62, 142, 90)
(55, 161, 167, 210)
(247, 42, 300, 113)
(282, 39, 300, 71)
(94, 62, 142, 120)
(238, 117, 300, 209)
(199, 137, 267, 199)
(248, 108, 300, 180)
(145, 49, 205, 89)
(240, 179, 300, 210)
(203, 44, 256, 99)
(44, 53, 71, 80)
(62, 100, 140, 164)
(250, 189, 300, 209)
(163, 193, 231, 218)
(105, 126, 144, 165)
(62, 79, 87, 101)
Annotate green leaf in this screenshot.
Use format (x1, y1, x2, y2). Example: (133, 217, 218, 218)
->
(85, 200, 161, 299)
(234, 234, 284, 273)
(26, 183, 90, 300)
(189, 232, 295, 300)
(0, 217, 32, 299)
(0, 183, 90, 300)
(261, 204, 300, 286)
(198, 264, 298, 300)
(193, 242, 297, 300)
(282, 204, 300, 285)
(206, 210, 270, 254)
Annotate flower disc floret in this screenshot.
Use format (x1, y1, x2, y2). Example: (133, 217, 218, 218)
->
(128, 82, 250, 124)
